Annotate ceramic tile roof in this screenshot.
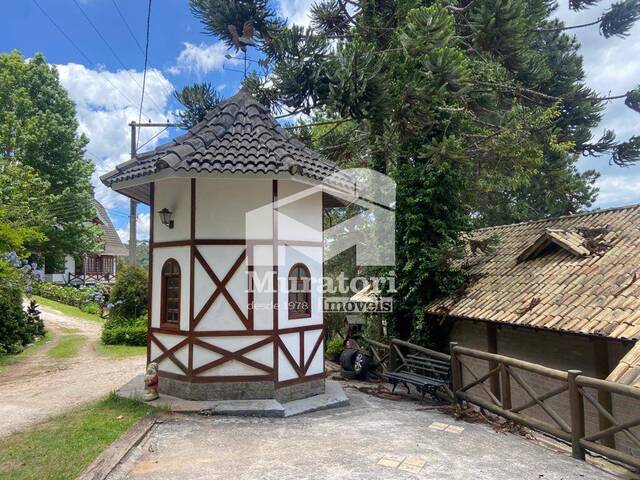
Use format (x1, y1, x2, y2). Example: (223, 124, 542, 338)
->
(607, 342, 640, 388)
(100, 88, 345, 189)
(425, 204, 640, 341)
(93, 200, 128, 257)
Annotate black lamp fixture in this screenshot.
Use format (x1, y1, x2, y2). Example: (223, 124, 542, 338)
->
(158, 208, 174, 229)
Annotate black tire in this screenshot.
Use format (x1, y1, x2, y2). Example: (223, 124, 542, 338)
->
(353, 351, 372, 379)
(340, 368, 356, 380)
(339, 348, 358, 371)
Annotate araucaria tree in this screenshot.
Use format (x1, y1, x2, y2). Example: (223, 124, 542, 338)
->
(0, 51, 100, 269)
(186, 0, 640, 342)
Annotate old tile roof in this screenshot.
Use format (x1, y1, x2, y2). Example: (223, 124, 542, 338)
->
(425, 204, 640, 341)
(94, 200, 128, 257)
(100, 88, 344, 190)
(607, 342, 640, 388)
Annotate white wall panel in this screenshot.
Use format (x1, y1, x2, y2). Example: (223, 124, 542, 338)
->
(192, 345, 223, 369)
(304, 330, 324, 375)
(200, 359, 265, 376)
(277, 180, 322, 242)
(154, 178, 191, 242)
(196, 178, 272, 239)
(278, 348, 298, 381)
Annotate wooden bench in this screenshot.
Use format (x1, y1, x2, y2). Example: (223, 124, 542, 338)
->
(383, 353, 451, 401)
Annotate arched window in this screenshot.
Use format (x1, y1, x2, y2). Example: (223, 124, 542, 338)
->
(288, 263, 311, 319)
(161, 259, 181, 328)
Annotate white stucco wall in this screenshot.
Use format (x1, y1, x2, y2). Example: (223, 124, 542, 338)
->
(196, 178, 272, 240)
(150, 177, 324, 382)
(277, 180, 322, 243)
(154, 178, 191, 243)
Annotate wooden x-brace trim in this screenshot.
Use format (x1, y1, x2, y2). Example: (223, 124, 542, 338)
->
(303, 331, 324, 374)
(192, 336, 273, 375)
(150, 335, 189, 374)
(278, 337, 304, 377)
(193, 247, 250, 329)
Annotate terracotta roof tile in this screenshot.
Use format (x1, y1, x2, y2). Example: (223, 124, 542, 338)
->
(426, 204, 640, 341)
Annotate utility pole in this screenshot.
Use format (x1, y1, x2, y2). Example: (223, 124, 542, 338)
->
(127, 120, 180, 267)
(129, 122, 137, 266)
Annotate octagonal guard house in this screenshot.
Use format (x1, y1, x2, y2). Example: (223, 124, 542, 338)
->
(101, 88, 349, 402)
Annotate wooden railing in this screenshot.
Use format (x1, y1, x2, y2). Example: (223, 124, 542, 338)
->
(450, 342, 640, 470)
(359, 336, 390, 373)
(67, 272, 114, 284)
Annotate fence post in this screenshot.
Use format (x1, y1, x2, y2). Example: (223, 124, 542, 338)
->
(500, 363, 512, 410)
(568, 369, 586, 461)
(450, 342, 462, 404)
(389, 338, 397, 371)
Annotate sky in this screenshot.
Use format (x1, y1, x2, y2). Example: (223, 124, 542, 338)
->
(1, 0, 639, 243)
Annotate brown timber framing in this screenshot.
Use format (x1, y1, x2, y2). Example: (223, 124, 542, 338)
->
(149, 177, 324, 388)
(146, 182, 155, 365)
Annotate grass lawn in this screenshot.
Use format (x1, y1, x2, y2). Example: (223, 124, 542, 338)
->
(0, 332, 52, 373)
(47, 335, 87, 359)
(0, 394, 156, 480)
(32, 296, 103, 324)
(95, 343, 146, 359)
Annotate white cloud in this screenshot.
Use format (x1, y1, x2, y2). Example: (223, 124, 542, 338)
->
(278, 0, 315, 27)
(168, 42, 229, 75)
(116, 212, 150, 243)
(554, 2, 640, 208)
(56, 63, 174, 238)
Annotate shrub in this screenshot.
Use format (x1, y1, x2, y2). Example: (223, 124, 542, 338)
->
(325, 335, 344, 362)
(32, 281, 95, 308)
(101, 315, 147, 346)
(109, 265, 148, 318)
(0, 260, 46, 355)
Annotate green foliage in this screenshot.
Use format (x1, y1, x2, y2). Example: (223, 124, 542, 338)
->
(101, 315, 147, 346)
(599, 0, 640, 38)
(0, 261, 46, 355)
(0, 51, 99, 269)
(189, 0, 284, 50)
(0, 395, 154, 480)
(174, 82, 223, 129)
(109, 265, 148, 318)
(186, 0, 640, 344)
(31, 281, 95, 308)
(325, 335, 344, 361)
(47, 334, 87, 359)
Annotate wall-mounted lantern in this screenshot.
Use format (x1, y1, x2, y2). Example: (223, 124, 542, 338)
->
(158, 208, 174, 229)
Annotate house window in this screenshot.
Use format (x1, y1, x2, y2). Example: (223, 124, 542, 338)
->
(161, 259, 181, 328)
(288, 263, 311, 319)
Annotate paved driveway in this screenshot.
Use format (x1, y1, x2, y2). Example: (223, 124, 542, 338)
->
(108, 386, 617, 480)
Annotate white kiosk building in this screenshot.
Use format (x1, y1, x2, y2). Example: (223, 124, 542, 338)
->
(102, 88, 347, 401)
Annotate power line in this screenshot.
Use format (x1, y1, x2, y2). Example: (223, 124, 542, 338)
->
(71, 0, 164, 114)
(110, 0, 167, 90)
(137, 0, 153, 149)
(32, 0, 143, 113)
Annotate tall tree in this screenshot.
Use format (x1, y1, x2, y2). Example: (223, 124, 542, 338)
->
(174, 82, 223, 128)
(0, 51, 99, 268)
(185, 0, 640, 341)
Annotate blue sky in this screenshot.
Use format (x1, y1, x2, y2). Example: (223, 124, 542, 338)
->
(1, 0, 639, 242)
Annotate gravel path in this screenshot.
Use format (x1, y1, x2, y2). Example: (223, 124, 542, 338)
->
(0, 304, 145, 436)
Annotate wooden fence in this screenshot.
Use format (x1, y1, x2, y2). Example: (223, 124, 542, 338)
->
(357, 337, 640, 470)
(450, 342, 640, 470)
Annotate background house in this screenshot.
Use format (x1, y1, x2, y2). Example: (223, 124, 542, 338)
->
(426, 204, 640, 453)
(45, 199, 127, 285)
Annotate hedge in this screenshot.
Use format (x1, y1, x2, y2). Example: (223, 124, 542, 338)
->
(101, 315, 147, 346)
(32, 281, 94, 308)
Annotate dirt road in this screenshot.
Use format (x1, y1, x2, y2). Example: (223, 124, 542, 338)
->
(0, 304, 145, 436)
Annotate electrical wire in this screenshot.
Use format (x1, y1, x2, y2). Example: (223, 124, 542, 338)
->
(110, 0, 167, 90)
(137, 0, 153, 148)
(71, 0, 164, 115)
(32, 0, 144, 114)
